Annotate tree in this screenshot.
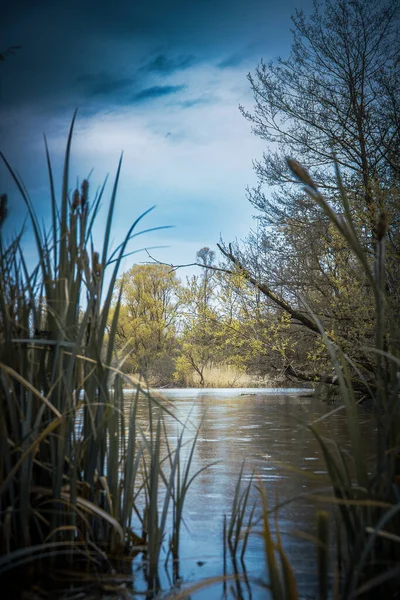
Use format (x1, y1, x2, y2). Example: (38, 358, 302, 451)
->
(218, 0, 400, 384)
(110, 264, 182, 385)
(174, 248, 225, 387)
(241, 0, 400, 231)
(216, 254, 304, 378)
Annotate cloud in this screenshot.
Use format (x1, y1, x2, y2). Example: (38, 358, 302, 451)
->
(1, 58, 267, 269)
(132, 84, 186, 103)
(217, 51, 249, 69)
(76, 72, 135, 98)
(140, 53, 196, 74)
(175, 97, 216, 109)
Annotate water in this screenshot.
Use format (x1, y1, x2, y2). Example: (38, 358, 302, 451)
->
(126, 388, 375, 599)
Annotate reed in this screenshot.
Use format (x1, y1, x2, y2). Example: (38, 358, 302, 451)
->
(164, 412, 218, 563)
(286, 158, 400, 598)
(0, 113, 189, 589)
(226, 461, 256, 561)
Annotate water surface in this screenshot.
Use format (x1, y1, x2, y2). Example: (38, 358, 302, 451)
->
(128, 388, 375, 599)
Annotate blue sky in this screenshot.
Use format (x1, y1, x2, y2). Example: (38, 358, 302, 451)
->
(0, 0, 313, 273)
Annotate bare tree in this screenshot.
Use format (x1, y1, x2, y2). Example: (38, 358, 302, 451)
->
(219, 0, 400, 383)
(241, 0, 400, 237)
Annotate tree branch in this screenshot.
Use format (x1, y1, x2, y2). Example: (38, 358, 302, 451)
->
(216, 242, 326, 338)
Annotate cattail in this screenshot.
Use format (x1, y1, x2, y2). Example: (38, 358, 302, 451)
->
(376, 211, 388, 241)
(287, 159, 316, 188)
(0, 194, 7, 227)
(81, 179, 89, 208)
(92, 251, 102, 277)
(72, 188, 81, 210)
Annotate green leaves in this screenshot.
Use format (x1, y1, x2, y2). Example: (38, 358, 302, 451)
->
(110, 264, 182, 384)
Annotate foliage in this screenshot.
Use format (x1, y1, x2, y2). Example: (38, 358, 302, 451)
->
(216, 0, 400, 387)
(108, 246, 303, 387)
(217, 267, 300, 376)
(250, 160, 400, 599)
(0, 113, 145, 572)
(174, 248, 226, 387)
(110, 264, 182, 385)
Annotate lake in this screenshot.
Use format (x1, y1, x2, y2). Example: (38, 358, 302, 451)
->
(125, 387, 376, 599)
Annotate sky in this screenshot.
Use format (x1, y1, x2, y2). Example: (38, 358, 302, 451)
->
(0, 0, 313, 275)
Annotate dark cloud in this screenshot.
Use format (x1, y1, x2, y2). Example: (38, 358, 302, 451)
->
(132, 85, 186, 103)
(0, 0, 314, 235)
(140, 53, 196, 75)
(0, 0, 311, 115)
(76, 73, 135, 98)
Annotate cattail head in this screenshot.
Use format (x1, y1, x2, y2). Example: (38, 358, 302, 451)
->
(72, 188, 81, 210)
(376, 211, 388, 241)
(287, 159, 316, 188)
(92, 251, 102, 277)
(81, 179, 89, 208)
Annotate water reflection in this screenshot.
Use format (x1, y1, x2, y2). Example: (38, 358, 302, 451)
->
(125, 388, 375, 599)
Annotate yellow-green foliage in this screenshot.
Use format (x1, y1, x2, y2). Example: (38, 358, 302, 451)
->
(216, 269, 299, 376)
(110, 264, 182, 383)
(175, 271, 226, 386)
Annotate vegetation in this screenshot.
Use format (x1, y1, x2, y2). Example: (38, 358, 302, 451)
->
(104, 0, 398, 393)
(110, 253, 307, 388)
(109, 0, 400, 393)
(110, 264, 182, 385)
(1, 0, 399, 597)
(262, 157, 400, 598)
(169, 160, 400, 600)
(214, 0, 400, 390)
(0, 117, 208, 597)
(107, 2, 399, 395)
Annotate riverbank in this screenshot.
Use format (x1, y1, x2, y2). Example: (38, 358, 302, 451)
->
(127, 364, 316, 389)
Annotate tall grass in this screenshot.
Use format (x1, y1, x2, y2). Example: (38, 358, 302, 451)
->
(0, 112, 147, 572)
(226, 461, 255, 561)
(0, 115, 202, 592)
(282, 159, 400, 598)
(181, 364, 270, 388)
